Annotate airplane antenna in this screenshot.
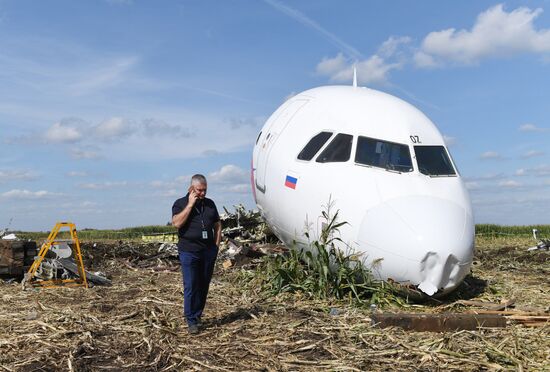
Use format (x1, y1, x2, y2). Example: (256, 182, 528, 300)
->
(352, 65, 357, 88)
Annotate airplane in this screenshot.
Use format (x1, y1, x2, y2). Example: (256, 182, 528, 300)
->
(251, 79, 474, 296)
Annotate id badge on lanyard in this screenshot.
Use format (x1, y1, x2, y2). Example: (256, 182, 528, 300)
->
(196, 203, 208, 240)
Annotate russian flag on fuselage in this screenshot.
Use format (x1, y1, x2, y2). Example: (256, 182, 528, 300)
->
(285, 175, 297, 189)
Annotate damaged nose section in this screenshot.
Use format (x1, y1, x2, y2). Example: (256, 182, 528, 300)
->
(359, 195, 475, 296)
(418, 252, 463, 296)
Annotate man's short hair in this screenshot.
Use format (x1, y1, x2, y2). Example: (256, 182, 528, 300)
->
(191, 174, 207, 185)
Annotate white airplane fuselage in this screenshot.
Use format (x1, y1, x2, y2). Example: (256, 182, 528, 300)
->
(251, 86, 474, 296)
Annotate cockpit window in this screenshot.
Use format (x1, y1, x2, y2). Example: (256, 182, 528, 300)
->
(414, 146, 456, 176)
(297, 131, 333, 161)
(355, 136, 413, 172)
(316, 133, 353, 163)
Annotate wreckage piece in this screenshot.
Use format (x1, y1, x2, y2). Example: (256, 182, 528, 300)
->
(58, 258, 111, 286)
(158, 242, 178, 257)
(527, 229, 550, 251)
(371, 313, 507, 332)
(221, 205, 278, 243)
(24, 222, 88, 289)
(219, 239, 285, 270)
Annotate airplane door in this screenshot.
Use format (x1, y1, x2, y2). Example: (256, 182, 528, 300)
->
(255, 99, 308, 193)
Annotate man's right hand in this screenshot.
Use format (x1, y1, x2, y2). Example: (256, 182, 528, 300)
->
(187, 187, 198, 207)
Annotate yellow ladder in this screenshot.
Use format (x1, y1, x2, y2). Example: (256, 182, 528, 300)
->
(25, 222, 88, 289)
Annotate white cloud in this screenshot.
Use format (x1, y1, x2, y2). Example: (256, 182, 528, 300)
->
(379, 36, 412, 58)
(227, 116, 264, 130)
(416, 4, 550, 66)
(521, 150, 545, 159)
(316, 53, 348, 77)
(78, 181, 128, 190)
(141, 118, 194, 138)
(519, 123, 549, 132)
(498, 180, 522, 188)
(150, 180, 168, 188)
(413, 51, 438, 68)
(222, 184, 251, 194)
(70, 148, 101, 160)
(44, 122, 83, 143)
(208, 165, 248, 184)
(464, 181, 480, 190)
(480, 151, 502, 160)
(175, 175, 191, 184)
(93, 117, 134, 139)
(316, 36, 410, 85)
(1, 189, 58, 199)
(159, 189, 179, 198)
(0, 170, 37, 182)
(67, 171, 88, 177)
(464, 173, 505, 182)
(517, 164, 550, 177)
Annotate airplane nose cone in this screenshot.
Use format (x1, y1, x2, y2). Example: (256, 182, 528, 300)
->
(358, 195, 474, 296)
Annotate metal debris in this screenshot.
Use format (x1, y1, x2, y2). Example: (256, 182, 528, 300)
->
(158, 242, 178, 257)
(58, 258, 112, 286)
(221, 204, 277, 243)
(1, 233, 18, 240)
(527, 229, 550, 251)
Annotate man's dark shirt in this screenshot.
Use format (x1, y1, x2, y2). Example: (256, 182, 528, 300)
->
(172, 194, 220, 252)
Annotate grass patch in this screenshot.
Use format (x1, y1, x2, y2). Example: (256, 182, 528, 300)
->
(14, 225, 175, 241)
(240, 204, 403, 307)
(476, 224, 550, 237)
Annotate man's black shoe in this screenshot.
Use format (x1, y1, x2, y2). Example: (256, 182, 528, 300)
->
(188, 324, 199, 335)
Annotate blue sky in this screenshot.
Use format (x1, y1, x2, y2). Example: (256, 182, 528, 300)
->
(1, 0, 550, 230)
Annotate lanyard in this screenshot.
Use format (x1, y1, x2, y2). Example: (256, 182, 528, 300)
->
(194, 202, 205, 229)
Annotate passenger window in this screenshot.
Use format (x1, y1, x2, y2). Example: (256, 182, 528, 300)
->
(297, 131, 333, 161)
(355, 136, 413, 172)
(414, 146, 456, 176)
(316, 133, 353, 163)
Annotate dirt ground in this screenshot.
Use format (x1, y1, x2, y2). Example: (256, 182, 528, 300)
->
(0, 237, 548, 371)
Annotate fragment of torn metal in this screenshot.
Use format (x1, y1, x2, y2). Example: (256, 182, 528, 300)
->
(50, 242, 72, 259)
(1, 233, 18, 240)
(35, 259, 69, 281)
(158, 242, 178, 257)
(221, 204, 277, 243)
(371, 313, 507, 332)
(226, 238, 249, 257)
(219, 239, 280, 269)
(527, 230, 550, 251)
(58, 258, 111, 286)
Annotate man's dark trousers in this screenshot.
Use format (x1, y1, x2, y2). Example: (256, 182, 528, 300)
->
(179, 246, 218, 326)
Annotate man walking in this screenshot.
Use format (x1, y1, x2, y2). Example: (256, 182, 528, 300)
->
(172, 174, 221, 334)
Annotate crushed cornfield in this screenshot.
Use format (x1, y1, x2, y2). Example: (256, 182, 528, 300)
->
(0, 236, 548, 371)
